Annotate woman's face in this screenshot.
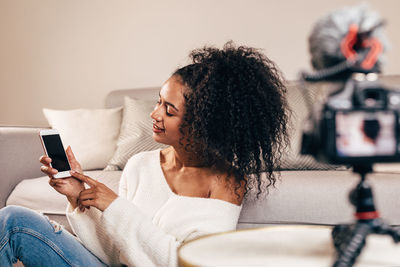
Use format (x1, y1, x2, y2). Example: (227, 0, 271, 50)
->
(150, 75, 186, 146)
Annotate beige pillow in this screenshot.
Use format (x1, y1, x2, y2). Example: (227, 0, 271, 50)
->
(43, 107, 122, 170)
(104, 97, 167, 171)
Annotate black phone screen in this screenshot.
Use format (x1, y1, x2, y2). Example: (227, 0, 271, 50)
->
(42, 134, 71, 172)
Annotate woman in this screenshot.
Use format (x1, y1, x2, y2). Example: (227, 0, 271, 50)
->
(0, 42, 289, 266)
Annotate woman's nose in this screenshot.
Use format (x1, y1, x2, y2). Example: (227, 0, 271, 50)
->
(150, 107, 162, 121)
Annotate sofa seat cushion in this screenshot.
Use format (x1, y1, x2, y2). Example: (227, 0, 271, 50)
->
(7, 169, 400, 230)
(6, 170, 122, 215)
(238, 170, 400, 228)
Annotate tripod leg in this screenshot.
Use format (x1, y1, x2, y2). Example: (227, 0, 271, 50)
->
(333, 223, 370, 267)
(372, 221, 400, 243)
(387, 227, 400, 243)
(332, 225, 352, 251)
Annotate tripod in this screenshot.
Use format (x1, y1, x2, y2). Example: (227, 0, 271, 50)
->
(331, 164, 400, 267)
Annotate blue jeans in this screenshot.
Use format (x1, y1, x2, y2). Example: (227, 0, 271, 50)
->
(0, 205, 107, 267)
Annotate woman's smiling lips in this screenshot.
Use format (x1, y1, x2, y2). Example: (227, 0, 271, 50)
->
(153, 124, 165, 133)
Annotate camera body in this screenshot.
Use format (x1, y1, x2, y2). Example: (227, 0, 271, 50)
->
(301, 73, 400, 165)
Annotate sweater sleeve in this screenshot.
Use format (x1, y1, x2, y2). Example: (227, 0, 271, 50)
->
(100, 196, 181, 266)
(66, 156, 140, 266)
(66, 204, 120, 265)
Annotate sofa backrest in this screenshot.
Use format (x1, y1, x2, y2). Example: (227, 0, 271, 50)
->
(105, 87, 159, 108)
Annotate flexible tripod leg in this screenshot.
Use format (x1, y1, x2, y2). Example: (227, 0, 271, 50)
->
(333, 220, 400, 267)
(333, 223, 371, 267)
(371, 219, 400, 242)
(331, 164, 400, 266)
(332, 164, 374, 267)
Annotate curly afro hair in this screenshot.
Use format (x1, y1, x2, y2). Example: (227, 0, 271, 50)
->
(173, 42, 290, 198)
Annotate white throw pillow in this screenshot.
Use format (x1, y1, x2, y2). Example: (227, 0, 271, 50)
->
(43, 107, 122, 170)
(104, 96, 167, 171)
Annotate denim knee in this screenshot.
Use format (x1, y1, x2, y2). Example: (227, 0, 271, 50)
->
(0, 205, 63, 235)
(0, 206, 38, 230)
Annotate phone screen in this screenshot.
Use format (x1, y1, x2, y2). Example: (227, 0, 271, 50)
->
(42, 134, 71, 171)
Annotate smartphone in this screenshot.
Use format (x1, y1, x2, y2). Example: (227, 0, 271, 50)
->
(39, 129, 71, 178)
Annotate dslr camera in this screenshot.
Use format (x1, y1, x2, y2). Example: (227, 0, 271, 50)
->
(301, 72, 400, 165)
(300, 8, 400, 166)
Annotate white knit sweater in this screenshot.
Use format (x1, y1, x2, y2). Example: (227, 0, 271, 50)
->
(66, 149, 242, 267)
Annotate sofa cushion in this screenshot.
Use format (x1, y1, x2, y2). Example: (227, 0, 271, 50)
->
(43, 107, 122, 170)
(280, 82, 345, 170)
(105, 97, 167, 171)
(8, 168, 400, 230)
(238, 169, 400, 228)
(374, 163, 400, 173)
(6, 170, 122, 215)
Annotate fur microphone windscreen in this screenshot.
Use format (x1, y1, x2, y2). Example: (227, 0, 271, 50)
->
(308, 5, 389, 71)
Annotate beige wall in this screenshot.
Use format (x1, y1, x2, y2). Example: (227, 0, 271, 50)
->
(1, 0, 399, 126)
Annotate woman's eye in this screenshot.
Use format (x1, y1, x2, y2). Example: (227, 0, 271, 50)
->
(156, 99, 173, 116)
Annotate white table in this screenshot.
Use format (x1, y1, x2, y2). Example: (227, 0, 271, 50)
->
(178, 225, 400, 267)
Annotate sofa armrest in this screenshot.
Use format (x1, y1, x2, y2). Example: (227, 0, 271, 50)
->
(0, 126, 47, 208)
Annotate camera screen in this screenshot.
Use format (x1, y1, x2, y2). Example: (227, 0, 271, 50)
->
(335, 111, 397, 157)
(42, 134, 70, 172)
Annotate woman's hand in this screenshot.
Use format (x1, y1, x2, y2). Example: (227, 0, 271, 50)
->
(70, 171, 118, 212)
(40, 146, 85, 209)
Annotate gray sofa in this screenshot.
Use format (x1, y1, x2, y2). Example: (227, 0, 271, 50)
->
(2, 77, 400, 235)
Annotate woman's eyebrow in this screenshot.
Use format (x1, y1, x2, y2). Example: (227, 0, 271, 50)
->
(159, 92, 179, 112)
